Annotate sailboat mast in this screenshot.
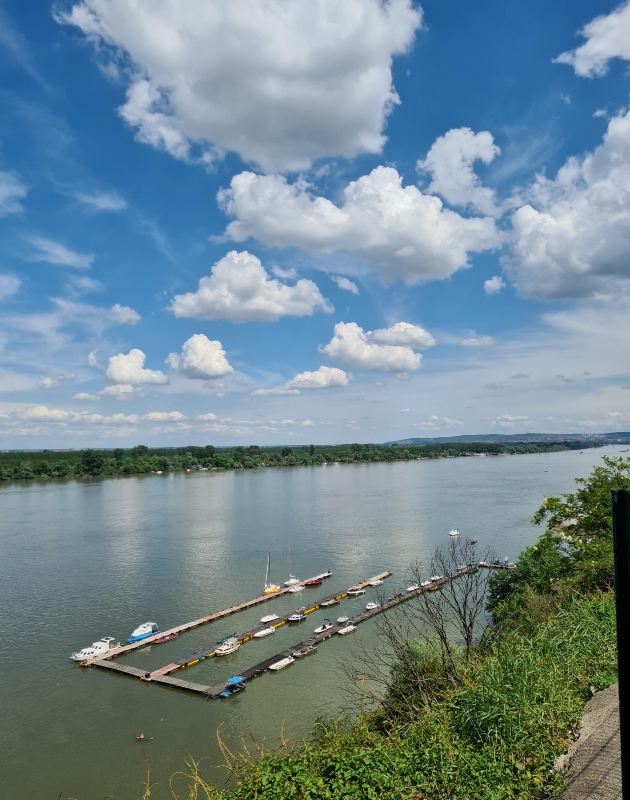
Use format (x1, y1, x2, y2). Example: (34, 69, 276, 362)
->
(288, 543, 291, 576)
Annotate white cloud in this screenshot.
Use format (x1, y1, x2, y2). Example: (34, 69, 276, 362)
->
(57, 0, 421, 172)
(484, 275, 505, 295)
(505, 107, 630, 300)
(105, 349, 169, 385)
(219, 167, 501, 286)
(302, 419, 314, 426)
(331, 275, 359, 294)
(26, 236, 93, 269)
(196, 412, 217, 421)
(252, 365, 349, 396)
(166, 334, 234, 380)
(143, 411, 185, 422)
(442, 416, 464, 428)
(99, 383, 144, 399)
(555, 1, 630, 77)
(105, 303, 141, 324)
(417, 127, 501, 216)
(73, 392, 99, 401)
(461, 335, 496, 346)
(320, 321, 424, 372)
(88, 350, 103, 368)
(0, 275, 20, 301)
(0, 171, 28, 216)
(169, 250, 333, 322)
(37, 370, 76, 389)
(67, 275, 105, 295)
(76, 190, 127, 212)
(369, 321, 435, 348)
(271, 265, 296, 279)
(20, 405, 69, 421)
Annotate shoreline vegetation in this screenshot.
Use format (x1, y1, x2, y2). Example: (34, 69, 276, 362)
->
(0, 439, 602, 484)
(162, 455, 624, 800)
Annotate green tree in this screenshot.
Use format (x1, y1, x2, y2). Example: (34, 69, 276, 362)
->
(112, 448, 124, 461)
(281, 447, 291, 457)
(233, 446, 245, 463)
(130, 445, 149, 461)
(55, 459, 71, 477)
(77, 449, 105, 475)
(309, 444, 315, 456)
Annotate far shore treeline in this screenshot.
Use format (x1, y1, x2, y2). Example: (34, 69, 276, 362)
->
(0, 439, 602, 482)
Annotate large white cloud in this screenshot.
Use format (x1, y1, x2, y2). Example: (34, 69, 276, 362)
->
(252, 365, 349, 396)
(105, 349, 169, 385)
(57, 0, 421, 173)
(319, 321, 430, 372)
(166, 334, 234, 379)
(417, 127, 501, 216)
(219, 167, 501, 285)
(0, 171, 28, 216)
(369, 321, 435, 348)
(169, 250, 333, 322)
(505, 108, 630, 300)
(555, 1, 630, 77)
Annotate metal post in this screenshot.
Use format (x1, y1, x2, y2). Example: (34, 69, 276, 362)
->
(612, 488, 630, 797)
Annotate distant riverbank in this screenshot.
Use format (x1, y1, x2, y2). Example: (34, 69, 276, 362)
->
(0, 439, 602, 484)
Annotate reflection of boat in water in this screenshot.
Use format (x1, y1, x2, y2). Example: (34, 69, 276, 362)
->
(264, 553, 281, 594)
(71, 636, 118, 661)
(269, 656, 295, 671)
(260, 613, 279, 624)
(292, 644, 317, 658)
(219, 676, 245, 697)
(128, 622, 159, 643)
(254, 626, 275, 638)
(215, 637, 240, 656)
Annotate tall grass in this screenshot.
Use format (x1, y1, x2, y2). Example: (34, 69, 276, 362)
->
(174, 591, 617, 800)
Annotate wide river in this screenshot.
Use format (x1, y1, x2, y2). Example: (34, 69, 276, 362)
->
(0, 446, 623, 799)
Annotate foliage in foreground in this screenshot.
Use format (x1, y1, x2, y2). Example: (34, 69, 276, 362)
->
(173, 592, 616, 800)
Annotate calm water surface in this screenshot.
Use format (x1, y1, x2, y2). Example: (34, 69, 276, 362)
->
(0, 447, 622, 799)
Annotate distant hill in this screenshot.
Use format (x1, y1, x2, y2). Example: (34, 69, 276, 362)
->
(386, 431, 630, 446)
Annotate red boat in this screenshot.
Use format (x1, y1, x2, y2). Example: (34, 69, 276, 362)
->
(154, 633, 178, 643)
(304, 579, 322, 586)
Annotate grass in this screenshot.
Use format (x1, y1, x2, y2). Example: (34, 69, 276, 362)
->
(170, 590, 617, 800)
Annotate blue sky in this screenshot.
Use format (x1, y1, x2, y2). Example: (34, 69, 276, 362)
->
(1, 0, 630, 447)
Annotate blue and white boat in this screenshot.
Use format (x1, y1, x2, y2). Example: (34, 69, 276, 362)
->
(127, 622, 159, 643)
(219, 676, 246, 697)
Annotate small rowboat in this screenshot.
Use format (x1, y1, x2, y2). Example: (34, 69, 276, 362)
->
(269, 656, 295, 672)
(154, 633, 178, 643)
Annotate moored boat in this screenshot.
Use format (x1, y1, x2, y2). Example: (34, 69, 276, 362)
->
(292, 644, 317, 658)
(430, 575, 442, 582)
(215, 637, 240, 656)
(347, 585, 366, 597)
(336, 615, 350, 624)
(407, 584, 420, 592)
(128, 622, 159, 644)
(264, 553, 281, 594)
(269, 656, 295, 671)
(283, 544, 300, 587)
(260, 613, 279, 624)
(365, 601, 380, 611)
(219, 676, 245, 697)
(368, 579, 383, 587)
(449, 529, 460, 537)
(304, 578, 322, 586)
(338, 622, 357, 635)
(288, 609, 306, 622)
(254, 626, 276, 638)
(320, 597, 340, 607)
(71, 636, 118, 662)
(314, 619, 334, 634)
(154, 633, 178, 643)
(288, 584, 304, 593)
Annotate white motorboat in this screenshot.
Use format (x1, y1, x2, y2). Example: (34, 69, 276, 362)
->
(320, 597, 340, 607)
(128, 622, 159, 644)
(288, 610, 306, 622)
(338, 623, 357, 635)
(292, 644, 317, 658)
(407, 584, 420, 592)
(71, 636, 118, 662)
(448, 529, 460, 537)
(457, 565, 467, 571)
(283, 544, 300, 587)
(365, 602, 380, 611)
(347, 586, 366, 597)
(368, 579, 383, 587)
(269, 656, 295, 671)
(430, 575, 443, 582)
(420, 580, 432, 587)
(215, 637, 240, 656)
(260, 613, 279, 624)
(264, 553, 280, 595)
(254, 626, 276, 638)
(314, 619, 334, 634)
(288, 584, 304, 593)
(336, 615, 350, 624)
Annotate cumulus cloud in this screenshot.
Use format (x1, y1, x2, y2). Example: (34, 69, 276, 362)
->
(220, 168, 502, 286)
(196, 412, 217, 421)
(166, 334, 234, 379)
(143, 411, 185, 421)
(57, 0, 421, 172)
(320, 321, 428, 372)
(105, 349, 168, 385)
(26, 236, 93, 269)
(0, 274, 20, 301)
(442, 416, 464, 428)
(484, 275, 505, 295)
(331, 275, 359, 294)
(555, 1, 630, 77)
(417, 127, 501, 216)
(170, 250, 333, 322)
(20, 405, 69, 421)
(76, 190, 127, 212)
(461, 335, 495, 346)
(492, 414, 530, 429)
(505, 107, 630, 300)
(105, 303, 141, 325)
(369, 321, 435, 348)
(0, 171, 28, 216)
(252, 365, 349, 396)
(271, 265, 296, 279)
(73, 392, 100, 401)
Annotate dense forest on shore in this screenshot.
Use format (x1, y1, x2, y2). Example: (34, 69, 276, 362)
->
(166, 455, 626, 800)
(0, 439, 601, 481)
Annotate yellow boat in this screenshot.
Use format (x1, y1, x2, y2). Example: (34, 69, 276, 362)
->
(264, 553, 281, 594)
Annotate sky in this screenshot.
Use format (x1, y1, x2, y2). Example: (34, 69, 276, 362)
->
(2, 0, 630, 448)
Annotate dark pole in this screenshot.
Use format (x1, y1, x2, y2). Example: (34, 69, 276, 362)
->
(612, 488, 630, 797)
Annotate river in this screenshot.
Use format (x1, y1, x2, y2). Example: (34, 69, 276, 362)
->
(0, 446, 622, 799)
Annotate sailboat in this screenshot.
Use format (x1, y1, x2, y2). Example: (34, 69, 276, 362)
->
(264, 553, 280, 595)
(284, 544, 300, 587)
